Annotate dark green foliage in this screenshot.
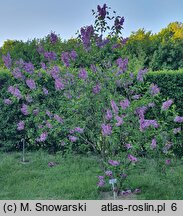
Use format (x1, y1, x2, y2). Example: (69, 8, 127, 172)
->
(146, 69, 183, 115)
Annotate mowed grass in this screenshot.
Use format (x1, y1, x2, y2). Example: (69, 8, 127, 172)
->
(0, 151, 101, 199)
(1, 151, 183, 200)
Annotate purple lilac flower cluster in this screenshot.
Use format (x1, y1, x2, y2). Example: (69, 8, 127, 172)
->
(90, 64, 97, 73)
(17, 121, 25, 131)
(46, 121, 53, 129)
(151, 138, 157, 150)
(26, 79, 36, 90)
(97, 4, 107, 19)
(12, 67, 24, 80)
(116, 58, 128, 73)
(135, 106, 159, 131)
(115, 116, 123, 126)
(55, 78, 64, 91)
(125, 143, 132, 149)
(120, 98, 130, 109)
(96, 38, 110, 48)
(114, 16, 125, 31)
(4, 99, 12, 105)
(70, 127, 84, 134)
(3, 53, 12, 69)
(49, 32, 58, 44)
(174, 116, 183, 123)
(97, 176, 105, 187)
(8, 86, 22, 99)
(92, 83, 101, 94)
(43, 87, 49, 95)
(36, 132, 48, 142)
(137, 68, 148, 82)
(173, 127, 181, 134)
(61, 51, 77, 67)
(80, 25, 94, 49)
(110, 100, 119, 115)
(108, 159, 120, 166)
(78, 68, 88, 80)
(161, 99, 173, 110)
(128, 154, 138, 162)
(105, 109, 113, 121)
(44, 51, 57, 61)
(150, 83, 160, 96)
(121, 37, 129, 44)
(24, 62, 34, 74)
(68, 135, 77, 142)
(21, 104, 29, 115)
(101, 124, 112, 136)
(140, 119, 159, 131)
(54, 114, 64, 123)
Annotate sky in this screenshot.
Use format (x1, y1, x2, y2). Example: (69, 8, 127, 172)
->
(0, 0, 183, 46)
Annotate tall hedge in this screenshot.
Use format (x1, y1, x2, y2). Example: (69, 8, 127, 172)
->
(146, 69, 183, 115)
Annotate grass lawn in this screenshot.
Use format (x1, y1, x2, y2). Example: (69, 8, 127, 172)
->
(0, 151, 183, 200)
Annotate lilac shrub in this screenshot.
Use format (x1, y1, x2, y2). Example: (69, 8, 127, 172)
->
(0, 4, 182, 195)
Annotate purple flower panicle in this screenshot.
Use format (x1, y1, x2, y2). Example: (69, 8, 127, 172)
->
(125, 143, 132, 149)
(114, 16, 125, 31)
(78, 68, 88, 80)
(26, 79, 36, 90)
(12, 68, 24, 80)
(17, 121, 25, 131)
(8, 86, 22, 99)
(120, 99, 130, 109)
(137, 68, 148, 82)
(61, 52, 70, 67)
(150, 83, 160, 96)
(115, 116, 123, 126)
(108, 160, 120, 166)
(97, 4, 107, 19)
(80, 25, 94, 49)
(74, 127, 84, 133)
(173, 127, 181, 134)
(43, 87, 49, 95)
(105, 109, 113, 121)
(36, 132, 48, 142)
(92, 84, 101, 94)
(128, 154, 138, 162)
(68, 135, 77, 142)
(3, 53, 12, 69)
(54, 114, 63, 123)
(4, 99, 12, 105)
(44, 51, 57, 61)
(49, 32, 58, 44)
(70, 50, 77, 60)
(21, 104, 29, 115)
(140, 119, 159, 131)
(116, 58, 128, 72)
(162, 99, 173, 110)
(24, 62, 34, 74)
(55, 78, 64, 91)
(174, 116, 183, 123)
(110, 100, 119, 115)
(151, 138, 157, 150)
(101, 124, 112, 136)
